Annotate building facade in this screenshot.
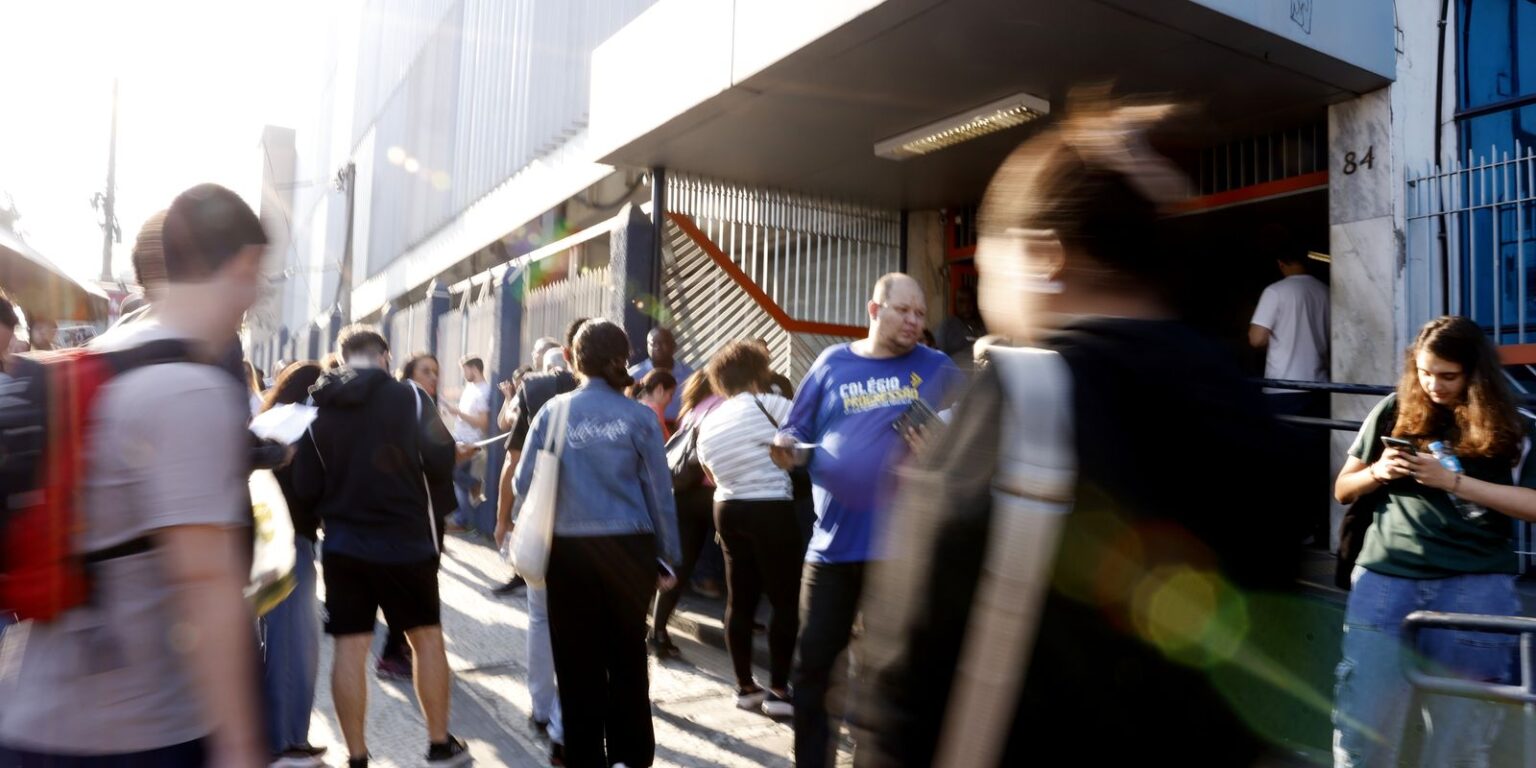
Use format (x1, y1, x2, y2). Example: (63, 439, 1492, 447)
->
(252, 0, 1535, 547)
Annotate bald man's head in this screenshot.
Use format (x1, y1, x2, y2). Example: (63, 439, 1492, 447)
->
(867, 273, 927, 356)
(872, 272, 922, 305)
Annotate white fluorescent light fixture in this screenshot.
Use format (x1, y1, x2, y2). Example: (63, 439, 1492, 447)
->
(875, 92, 1051, 160)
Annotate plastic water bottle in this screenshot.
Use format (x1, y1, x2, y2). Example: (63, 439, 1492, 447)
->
(1427, 441, 1486, 520)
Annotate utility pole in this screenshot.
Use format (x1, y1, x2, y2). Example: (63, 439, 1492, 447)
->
(334, 161, 357, 322)
(96, 79, 121, 281)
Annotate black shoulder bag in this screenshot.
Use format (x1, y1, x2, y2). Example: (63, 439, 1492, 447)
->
(752, 396, 813, 501)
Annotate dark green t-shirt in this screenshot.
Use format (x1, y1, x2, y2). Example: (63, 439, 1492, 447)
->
(1350, 393, 1531, 578)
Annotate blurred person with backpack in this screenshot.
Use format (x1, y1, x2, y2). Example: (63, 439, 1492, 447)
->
(0, 183, 270, 767)
(853, 91, 1307, 766)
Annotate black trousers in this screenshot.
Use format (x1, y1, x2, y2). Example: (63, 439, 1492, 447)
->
(651, 485, 715, 639)
(547, 534, 658, 768)
(7, 740, 207, 768)
(794, 561, 866, 768)
(714, 498, 802, 690)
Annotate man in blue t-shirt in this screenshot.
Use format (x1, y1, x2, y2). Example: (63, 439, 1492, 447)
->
(772, 273, 960, 768)
(628, 326, 693, 424)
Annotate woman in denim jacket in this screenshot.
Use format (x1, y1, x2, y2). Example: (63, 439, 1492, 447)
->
(1333, 316, 1536, 767)
(513, 319, 680, 768)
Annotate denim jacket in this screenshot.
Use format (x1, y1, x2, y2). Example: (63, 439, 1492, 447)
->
(512, 378, 681, 565)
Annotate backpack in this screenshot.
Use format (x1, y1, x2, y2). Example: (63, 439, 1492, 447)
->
(1335, 403, 1394, 590)
(0, 340, 193, 622)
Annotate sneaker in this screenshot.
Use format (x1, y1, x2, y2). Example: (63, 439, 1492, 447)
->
(736, 685, 767, 711)
(269, 755, 323, 768)
(647, 636, 682, 660)
(492, 574, 527, 596)
(426, 734, 472, 766)
(375, 653, 413, 681)
(548, 742, 565, 766)
(269, 744, 328, 768)
(763, 690, 794, 719)
(347, 757, 369, 768)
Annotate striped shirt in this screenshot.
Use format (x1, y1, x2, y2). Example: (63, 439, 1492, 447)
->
(697, 392, 793, 501)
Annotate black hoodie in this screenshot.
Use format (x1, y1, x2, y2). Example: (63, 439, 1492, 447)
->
(290, 366, 456, 563)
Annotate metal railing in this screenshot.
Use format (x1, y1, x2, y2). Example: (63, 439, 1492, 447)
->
(1403, 611, 1536, 763)
(1260, 379, 1391, 433)
(1405, 144, 1536, 342)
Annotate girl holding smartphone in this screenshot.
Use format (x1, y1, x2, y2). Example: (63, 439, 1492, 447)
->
(1333, 315, 1536, 767)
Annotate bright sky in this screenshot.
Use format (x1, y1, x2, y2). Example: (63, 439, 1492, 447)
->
(0, 0, 324, 286)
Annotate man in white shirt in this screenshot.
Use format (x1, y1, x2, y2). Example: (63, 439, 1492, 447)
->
(443, 356, 491, 530)
(1249, 250, 1330, 401)
(1249, 246, 1330, 543)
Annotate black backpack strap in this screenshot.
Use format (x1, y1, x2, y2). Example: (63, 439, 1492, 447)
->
(83, 339, 202, 568)
(100, 339, 199, 374)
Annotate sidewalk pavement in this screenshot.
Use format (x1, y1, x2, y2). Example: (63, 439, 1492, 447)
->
(302, 533, 855, 767)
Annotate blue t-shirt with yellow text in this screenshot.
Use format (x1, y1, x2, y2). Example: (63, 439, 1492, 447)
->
(782, 343, 961, 563)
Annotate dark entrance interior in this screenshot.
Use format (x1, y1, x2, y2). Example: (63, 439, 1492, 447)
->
(1168, 188, 1330, 375)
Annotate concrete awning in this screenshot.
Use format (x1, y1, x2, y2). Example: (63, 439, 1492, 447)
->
(590, 0, 1394, 209)
(0, 227, 110, 324)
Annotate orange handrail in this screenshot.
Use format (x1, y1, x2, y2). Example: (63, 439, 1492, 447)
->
(667, 212, 866, 338)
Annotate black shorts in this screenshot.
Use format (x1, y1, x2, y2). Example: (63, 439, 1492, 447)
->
(321, 552, 441, 636)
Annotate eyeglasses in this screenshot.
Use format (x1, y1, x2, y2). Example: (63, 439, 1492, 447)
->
(879, 303, 927, 321)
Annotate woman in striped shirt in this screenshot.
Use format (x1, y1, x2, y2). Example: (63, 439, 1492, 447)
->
(696, 340, 800, 718)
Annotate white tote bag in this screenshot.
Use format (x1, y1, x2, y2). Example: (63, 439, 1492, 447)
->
(247, 468, 298, 616)
(510, 395, 570, 588)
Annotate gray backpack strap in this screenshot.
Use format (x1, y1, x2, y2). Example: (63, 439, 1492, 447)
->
(933, 345, 1078, 768)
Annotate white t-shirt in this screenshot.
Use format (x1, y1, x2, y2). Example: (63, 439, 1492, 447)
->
(697, 392, 793, 502)
(1251, 274, 1330, 392)
(454, 380, 490, 443)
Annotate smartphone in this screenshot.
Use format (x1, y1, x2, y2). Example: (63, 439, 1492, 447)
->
(1381, 436, 1418, 454)
(893, 398, 938, 436)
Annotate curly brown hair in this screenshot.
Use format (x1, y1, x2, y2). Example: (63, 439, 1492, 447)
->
(1393, 316, 1524, 461)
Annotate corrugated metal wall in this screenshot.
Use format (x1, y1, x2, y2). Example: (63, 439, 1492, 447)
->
(666, 173, 902, 328)
(358, 0, 658, 276)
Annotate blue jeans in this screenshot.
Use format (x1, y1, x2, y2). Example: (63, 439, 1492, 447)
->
(452, 459, 480, 528)
(528, 586, 565, 744)
(260, 536, 321, 755)
(1333, 568, 1518, 768)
